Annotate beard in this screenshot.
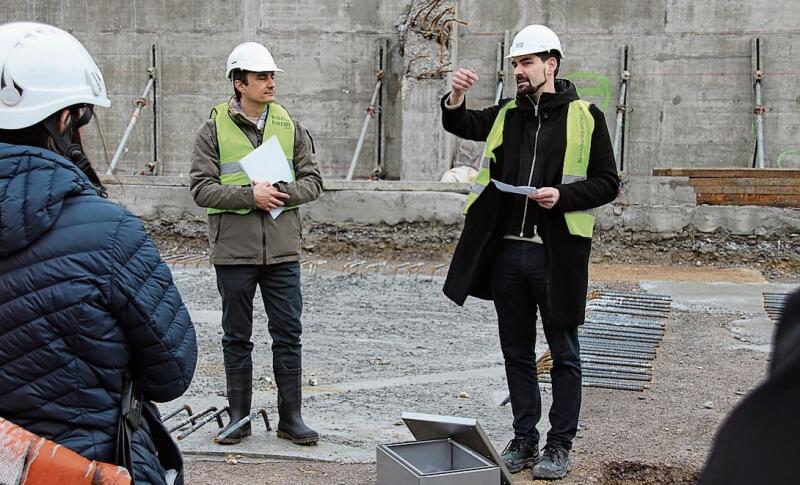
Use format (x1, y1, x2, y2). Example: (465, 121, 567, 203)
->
(516, 79, 536, 96)
(515, 67, 548, 96)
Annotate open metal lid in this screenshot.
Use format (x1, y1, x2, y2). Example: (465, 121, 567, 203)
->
(401, 412, 513, 485)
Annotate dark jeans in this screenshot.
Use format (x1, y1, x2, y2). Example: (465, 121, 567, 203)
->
(490, 240, 582, 450)
(215, 262, 303, 371)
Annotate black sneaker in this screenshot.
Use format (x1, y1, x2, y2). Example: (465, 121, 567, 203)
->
(532, 443, 571, 480)
(500, 437, 541, 473)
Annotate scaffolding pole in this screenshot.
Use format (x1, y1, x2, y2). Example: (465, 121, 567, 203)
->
(372, 39, 388, 180)
(752, 38, 766, 169)
(347, 70, 383, 181)
(613, 45, 631, 172)
(106, 68, 155, 175)
(494, 32, 507, 104)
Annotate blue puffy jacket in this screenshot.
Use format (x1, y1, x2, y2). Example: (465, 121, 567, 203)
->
(0, 143, 197, 484)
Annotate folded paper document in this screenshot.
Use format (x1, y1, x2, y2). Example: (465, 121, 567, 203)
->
(491, 179, 537, 196)
(239, 135, 295, 219)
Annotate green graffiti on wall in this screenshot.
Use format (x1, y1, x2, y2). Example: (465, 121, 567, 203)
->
(777, 148, 798, 168)
(561, 71, 613, 112)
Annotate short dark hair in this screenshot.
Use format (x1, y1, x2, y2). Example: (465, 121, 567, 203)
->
(535, 51, 561, 77)
(231, 70, 250, 101)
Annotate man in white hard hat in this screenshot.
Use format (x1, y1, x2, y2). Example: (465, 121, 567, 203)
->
(440, 25, 619, 479)
(0, 22, 197, 483)
(190, 42, 322, 446)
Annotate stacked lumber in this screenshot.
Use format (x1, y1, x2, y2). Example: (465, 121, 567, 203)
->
(652, 168, 800, 207)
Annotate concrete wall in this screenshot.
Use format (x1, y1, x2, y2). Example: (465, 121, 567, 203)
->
(101, 177, 800, 236)
(4, 1, 800, 183)
(456, 0, 800, 175)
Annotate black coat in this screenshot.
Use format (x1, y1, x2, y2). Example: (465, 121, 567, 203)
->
(699, 287, 800, 485)
(442, 80, 619, 327)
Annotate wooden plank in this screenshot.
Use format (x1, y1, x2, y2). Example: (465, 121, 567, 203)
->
(694, 185, 800, 195)
(653, 168, 800, 178)
(697, 193, 800, 207)
(689, 177, 800, 187)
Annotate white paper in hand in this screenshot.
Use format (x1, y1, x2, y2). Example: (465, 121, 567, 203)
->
(238, 135, 295, 219)
(491, 179, 537, 196)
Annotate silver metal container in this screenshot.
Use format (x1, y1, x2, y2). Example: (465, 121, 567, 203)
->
(376, 413, 512, 485)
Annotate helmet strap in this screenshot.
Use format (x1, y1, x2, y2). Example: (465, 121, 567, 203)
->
(42, 113, 107, 197)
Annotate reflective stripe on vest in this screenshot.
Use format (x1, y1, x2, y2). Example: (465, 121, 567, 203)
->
(562, 100, 595, 238)
(462, 99, 518, 215)
(208, 101, 296, 215)
(464, 98, 597, 239)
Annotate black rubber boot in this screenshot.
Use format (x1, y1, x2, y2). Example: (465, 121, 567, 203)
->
(274, 368, 319, 445)
(214, 367, 252, 445)
(501, 437, 541, 473)
(532, 443, 571, 480)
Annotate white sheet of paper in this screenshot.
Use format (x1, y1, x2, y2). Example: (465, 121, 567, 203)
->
(491, 179, 537, 196)
(238, 135, 295, 219)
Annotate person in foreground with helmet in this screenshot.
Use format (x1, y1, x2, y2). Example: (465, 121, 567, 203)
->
(189, 42, 322, 446)
(0, 22, 197, 484)
(440, 25, 619, 479)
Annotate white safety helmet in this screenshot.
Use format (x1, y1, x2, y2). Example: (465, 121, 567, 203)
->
(225, 42, 283, 79)
(0, 22, 110, 130)
(506, 24, 565, 60)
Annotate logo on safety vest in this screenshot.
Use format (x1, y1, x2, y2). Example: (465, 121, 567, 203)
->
(271, 117, 291, 129)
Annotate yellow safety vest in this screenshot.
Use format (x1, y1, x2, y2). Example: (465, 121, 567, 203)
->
(208, 101, 296, 215)
(464, 99, 596, 238)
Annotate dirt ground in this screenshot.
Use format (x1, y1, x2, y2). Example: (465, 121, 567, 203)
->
(145, 219, 793, 484)
(146, 219, 800, 281)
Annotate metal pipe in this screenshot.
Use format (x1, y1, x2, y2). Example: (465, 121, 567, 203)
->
(215, 408, 272, 442)
(582, 349, 654, 362)
(583, 325, 664, 338)
(590, 297, 670, 307)
(579, 379, 646, 392)
(494, 33, 505, 105)
(579, 338, 658, 352)
(582, 369, 651, 382)
(752, 38, 766, 169)
(494, 81, 504, 105)
(593, 290, 672, 301)
(613, 77, 628, 166)
(581, 344, 656, 355)
(176, 407, 229, 440)
(162, 404, 194, 423)
(168, 407, 217, 433)
(588, 307, 672, 319)
(581, 355, 653, 369)
(584, 315, 666, 327)
(584, 329, 663, 341)
(581, 332, 662, 345)
(591, 296, 673, 307)
(583, 324, 664, 338)
(346, 78, 383, 180)
(582, 362, 651, 375)
(106, 76, 155, 175)
(581, 337, 658, 348)
(754, 80, 766, 168)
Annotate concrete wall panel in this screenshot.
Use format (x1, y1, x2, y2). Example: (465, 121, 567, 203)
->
(2, 1, 799, 190)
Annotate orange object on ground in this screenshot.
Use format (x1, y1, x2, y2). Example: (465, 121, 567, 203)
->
(0, 417, 131, 485)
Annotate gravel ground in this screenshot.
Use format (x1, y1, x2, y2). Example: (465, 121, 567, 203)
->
(144, 214, 793, 484)
(165, 263, 777, 484)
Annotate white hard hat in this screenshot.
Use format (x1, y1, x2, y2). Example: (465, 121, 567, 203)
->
(0, 22, 110, 130)
(506, 24, 564, 60)
(226, 42, 283, 79)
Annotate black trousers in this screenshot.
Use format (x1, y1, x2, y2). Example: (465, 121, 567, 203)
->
(490, 240, 582, 450)
(215, 262, 303, 372)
